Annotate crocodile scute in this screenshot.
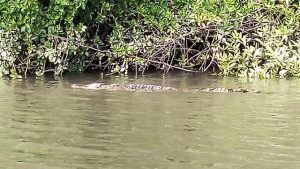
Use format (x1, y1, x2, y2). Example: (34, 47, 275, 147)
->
(200, 87, 260, 93)
(71, 83, 260, 93)
(71, 83, 176, 91)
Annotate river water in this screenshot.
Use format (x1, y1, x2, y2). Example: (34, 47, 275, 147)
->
(0, 72, 299, 169)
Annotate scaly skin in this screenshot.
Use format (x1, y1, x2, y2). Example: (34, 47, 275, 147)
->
(71, 83, 260, 93)
(200, 87, 260, 93)
(71, 83, 177, 91)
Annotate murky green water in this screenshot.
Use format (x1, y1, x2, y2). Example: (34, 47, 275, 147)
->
(0, 73, 299, 169)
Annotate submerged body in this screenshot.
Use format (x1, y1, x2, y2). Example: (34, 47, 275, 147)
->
(200, 87, 260, 93)
(71, 83, 176, 91)
(71, 83, 260, 93)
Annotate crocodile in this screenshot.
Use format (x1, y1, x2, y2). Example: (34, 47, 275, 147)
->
(71, 83, 260, 93)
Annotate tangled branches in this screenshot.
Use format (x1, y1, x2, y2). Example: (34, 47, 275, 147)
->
(1, 0, 300, 78)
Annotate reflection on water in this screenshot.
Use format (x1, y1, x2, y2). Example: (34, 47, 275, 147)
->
(0, 73, 299, 169)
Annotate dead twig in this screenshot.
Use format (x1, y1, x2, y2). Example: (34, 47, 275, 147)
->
(146, 59, 199, 73)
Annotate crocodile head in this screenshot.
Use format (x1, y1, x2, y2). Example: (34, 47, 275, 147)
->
(71, 83, 105, 90)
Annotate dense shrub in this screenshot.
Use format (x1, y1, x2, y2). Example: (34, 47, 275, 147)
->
(0, 0, 299, 78)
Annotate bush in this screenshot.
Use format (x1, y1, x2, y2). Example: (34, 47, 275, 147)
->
(0, 0, 299, 78)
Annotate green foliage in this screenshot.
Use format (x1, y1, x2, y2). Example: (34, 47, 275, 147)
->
(0, 0, 299, 78)
(214, 3, 300, 78)
(0, 30, 21, 77)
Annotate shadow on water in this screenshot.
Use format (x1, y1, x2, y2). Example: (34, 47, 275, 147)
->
(0, 73, 299, 169)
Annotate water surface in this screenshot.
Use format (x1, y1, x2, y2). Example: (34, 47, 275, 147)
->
(0, 73, 299, 169)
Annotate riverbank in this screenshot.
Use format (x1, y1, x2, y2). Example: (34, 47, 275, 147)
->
(0, 1, 299, 78)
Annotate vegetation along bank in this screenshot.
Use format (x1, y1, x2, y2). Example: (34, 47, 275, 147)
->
(0, 0, 299, 78)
